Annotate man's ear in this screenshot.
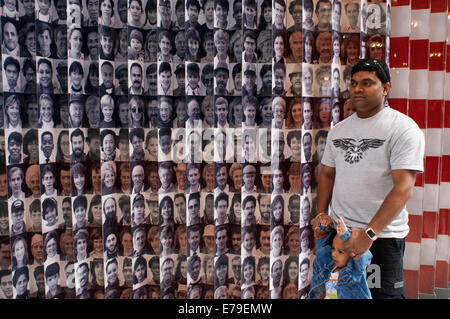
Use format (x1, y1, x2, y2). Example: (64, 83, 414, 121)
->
(382, 82, 391, 96)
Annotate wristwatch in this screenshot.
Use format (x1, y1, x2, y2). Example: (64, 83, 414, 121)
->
(365, 227, 378, 241)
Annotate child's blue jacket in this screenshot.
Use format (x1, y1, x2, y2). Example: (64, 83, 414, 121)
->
(309, 229, 373, 299)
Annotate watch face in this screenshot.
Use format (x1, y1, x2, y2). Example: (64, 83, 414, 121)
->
(366, 228, 376, 239)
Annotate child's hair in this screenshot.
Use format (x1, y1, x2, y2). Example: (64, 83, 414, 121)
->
(42, 197, 57, 218)
(69, 61, 84, 77)
(158, 61, 172, 75)
(186, 0, 200, 11)
(29, 199, 41, 214)
(100, 94, 114, 109)
(73, 195, 88, 211)
(100, 25, 113, 39)
(187, 63, 200, 77)
(158, 127, 171, 140)
(232, 63, 242, 79)
(129, 128, 144, 142)
(185, 27, 200, 43)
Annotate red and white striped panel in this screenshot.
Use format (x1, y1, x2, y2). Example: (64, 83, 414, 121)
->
(437, 123, 450, 290)
(402, 0, 430, 299)
(436, 1, 450, 288)
(390, 2, 420, 298)
(420, 0, 447, 297)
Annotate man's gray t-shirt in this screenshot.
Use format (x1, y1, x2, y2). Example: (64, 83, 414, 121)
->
(321, 107, 425, 238)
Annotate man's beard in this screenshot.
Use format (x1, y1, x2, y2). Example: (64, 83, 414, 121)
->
(74, 148, 83, 158)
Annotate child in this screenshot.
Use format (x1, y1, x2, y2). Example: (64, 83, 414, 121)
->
(186, 63, 202, 95)
(10, 200, 26, 236)
(309, 215, 372, 299)
(128, 29, 144, 62)
(73, 195, 88, 232)
(36, 0, 53, 22)
(129, 128, 145, 161)
(2, 0, 19, 19)
(42, 197, 58, 229)
(100, 94, 115, 128)
(100, 26, 114, 60)
(157, 62, 173, 95)
(69, 61, 84, 93)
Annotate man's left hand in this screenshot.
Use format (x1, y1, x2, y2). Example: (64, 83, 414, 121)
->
(343, 228, 373, 260)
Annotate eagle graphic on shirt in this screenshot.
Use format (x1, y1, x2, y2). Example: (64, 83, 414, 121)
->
(332, 138, 385, 164)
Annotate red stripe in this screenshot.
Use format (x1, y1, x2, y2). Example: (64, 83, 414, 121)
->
(437, 209, 449, 235)
(446, 44, 450, 73)
(435, 261, 449, 288)
(389, 98, 408, 114)
(392, 0, 411, 6)
(390, 37, 410, 68)
(429, 42, 445, 71)
(408, 99, 427, 128)
(444, 101, 450, 128)
(419, 265, 435, 294)
(404, 269, 419, 299)
(407, 215, 423, 243)
(441, 155, 450, 182)
(427, 100, 443, 128)
(425, 156, 440, 185)
(415, 172, 425, 187)
(430, 0, 447, 12)
(410, 40, 430, 69)
(411, 0, 431, 10)
(422, 211, 438, 238)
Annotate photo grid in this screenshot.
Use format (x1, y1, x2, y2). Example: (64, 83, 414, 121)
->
(0, 0, 389, 299)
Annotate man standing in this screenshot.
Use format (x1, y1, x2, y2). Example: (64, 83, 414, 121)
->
(314, 59, 425, 299)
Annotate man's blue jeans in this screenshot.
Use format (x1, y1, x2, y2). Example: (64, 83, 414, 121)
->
(369, 238, 406, 299)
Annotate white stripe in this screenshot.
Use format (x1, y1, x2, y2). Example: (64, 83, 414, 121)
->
(428, 71, 445, 100)
(429, 13, 447, 42)
(404, 242, 421, 270)
(410, 9, 430, 40)
(391, 6, 411, 37)
(438, 182, 450, 209)
(444, 73, 450, 100)
(409, 70, 430, 99)
(407, 186, 424, 215)
(441, 128, 450, 155)
(436, 234, 449, 261)
(420, 238, 437, 266)
(425, 129, 442, 157)
(390, 68, 409, 98)
(422, 183, 440, 212)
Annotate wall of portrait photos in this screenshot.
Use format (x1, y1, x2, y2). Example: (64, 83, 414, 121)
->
(0, 0, 445, 300)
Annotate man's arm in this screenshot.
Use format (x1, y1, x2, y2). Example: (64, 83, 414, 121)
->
(316, 165, 336, 214)
(368, 169, 417, 234)
(345, 169, 417, 259)
(311, 164, 335, 240)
